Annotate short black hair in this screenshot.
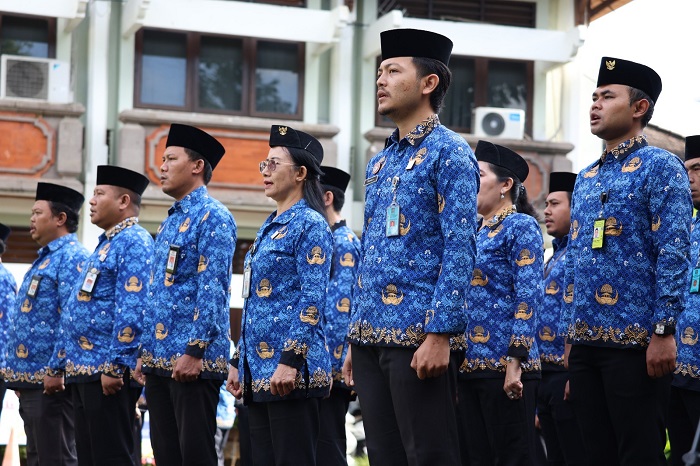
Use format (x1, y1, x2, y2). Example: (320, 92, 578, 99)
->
(184, 148, 213, 184)
(48, 201, 80, 233)
(628, 86, 655, 128)
(115, 186, 142, 209)
(412, 57, 452, 113)
(325, 186, 345, 212)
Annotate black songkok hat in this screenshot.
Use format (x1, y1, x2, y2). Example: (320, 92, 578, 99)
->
(269, 125, 324, 166)
(596, 57, 662, 103)
(165, 124, 226, 169)
(475, 140, 529, 182)
(685, 135, 700, 162)
(548, 172, 577, 194)
(0, 223, 10, 243)
(380, 28, 453, 66)
(97, 165, 150, 196)
(320, 166, 351, 192)
(35, 182, 84, 213)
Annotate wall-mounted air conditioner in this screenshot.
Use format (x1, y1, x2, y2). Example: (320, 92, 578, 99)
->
(0, 55, 72, 103)
(473, 107, 525, 139)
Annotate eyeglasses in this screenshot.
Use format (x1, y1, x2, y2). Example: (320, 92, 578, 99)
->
(259, 160, 297, 173)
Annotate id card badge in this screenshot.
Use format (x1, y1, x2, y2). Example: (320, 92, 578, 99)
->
(690, 268, 700, 293)
(386, 202, 400, 237)
(166, 245, 180, 274)
(27, 275, 42, 298)
(80, 268, 100, 295)
(242, 266, 252, 298)
(591, 218, 605, 249)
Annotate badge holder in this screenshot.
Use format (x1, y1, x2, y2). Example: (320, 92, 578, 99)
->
(691, 268, 700, 294)
(27, 275, 42, 298)
(166, 245, 180, 275)
(591, 218, 605, 249)
(386, 176, 401, 238)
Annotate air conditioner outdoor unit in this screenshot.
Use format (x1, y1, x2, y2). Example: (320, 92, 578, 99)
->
(0, 55, 72, 103)
(474, 107, 525, 139)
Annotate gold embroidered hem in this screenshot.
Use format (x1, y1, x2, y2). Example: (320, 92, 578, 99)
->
(141, 351, 228, 374)
(3, 368, 47, 384)
(45, 367, 64, 377)
(459, 356, 541, 374)
(100, 362, 124, 377)
(251, 368, 332, 393)
(569, 321, 650, 347)
(283, 339, 309, 357)
(187, 339, 209, 349)
(675, 362, 700, 379)
(540, 354, 565, 366)
(347, 320, 467, 351)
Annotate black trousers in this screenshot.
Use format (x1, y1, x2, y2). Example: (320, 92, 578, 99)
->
(668, 385, 700, 466)
(16, 385, 78, 466)
(146, 374, 220, 466)
(317, 387, 353, 466)
(237, 401, 254, 466)
(457, 377, 539, 466)
(248, 397, 320, 466)
(352, 344, 461, 466)
(537, 371, 585, 466)
(71, 375, 141, 466)
(568, 345, 670, 466)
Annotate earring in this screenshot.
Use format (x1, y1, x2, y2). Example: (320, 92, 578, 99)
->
(500, 191, 505, 199)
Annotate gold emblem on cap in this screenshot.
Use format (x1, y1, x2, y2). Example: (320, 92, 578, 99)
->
(278, 126, 288, 136)
(606, 60, 616, 71)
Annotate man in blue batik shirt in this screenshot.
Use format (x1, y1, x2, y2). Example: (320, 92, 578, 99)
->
(669, 135, 700, 465)
(59, 165, 152, 465)
(6, 182, 88, 466)
(317, 166, 361, 466)
(562, 57, 691, 465)
(0, 223, 17, 421)
(136, 124, 236, 466)
(342, 29, 479, 466)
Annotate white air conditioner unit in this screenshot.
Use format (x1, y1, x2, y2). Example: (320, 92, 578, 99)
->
(474, 107, 525, 139)
(0, 55, 72, 103)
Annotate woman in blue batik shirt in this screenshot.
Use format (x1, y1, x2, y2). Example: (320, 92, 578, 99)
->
(227, 125, 333, 466)
(457, 140, 544, 466)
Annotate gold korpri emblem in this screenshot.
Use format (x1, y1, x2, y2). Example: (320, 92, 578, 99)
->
(336, 298, 350, 313)
(571, 220, 580, 240)
(604, 217, 623, 236)
(307, 246, 326, 265)
(155, 323, 168, 340)
(300, 306, 320, 325)
(381, 284, 404, 305)
(333, 344, 343, 360)
(77, 291, 92, 302)
(278, 126, 288, 136)
(179, 217, 191, 232)
(621, 157, 642, 173)
(488, 224, 503, 238)
(39, 258, 50, 270)
(515, 302, 533, 320)
(539, 326, 556, 342)
(515, 249, 536, 266)
(16, 344, 28, 359)
(470, 269, 488, 286)
(79, 336, 94, 350)
(98, 243, 111, 257)
(21, 299, 32, 313)
(198, 255, 208, 273)
(257, 342, 274, 359)
(682, 327, 699, 346)
(118, 327, 135, 343)
(563, 284, 574, 304)
(469, 326, 490, 343)
(606, 60, 616, 70)
(125, 276, 143, 292)
(437, 193, 445, 213)
(546, 280, 560, 295)
(201, 211, 210, 224)
(271, 226, 288, 240)
(339, 253, 355, 267)
(595, 284, 619, 305)
(399, 214, 411, 236)
(408, 147, 428, 167)
(256, 279, 272, 298)
(651, 215, 661, 232)
(583, 165, 599, 178)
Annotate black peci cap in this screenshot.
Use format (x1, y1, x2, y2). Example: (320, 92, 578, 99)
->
(320, 166, 351, 192)
(548, 172, 577, 194)
(97, 165, 150, 195)
(380, 28, 453, 66)
(685, 135, 700, 162)
(0, 223, 10, 243)
(596, 57, 662, 103)
(165, 124, 226, 169)
(269, 125, 324, 166)
(35, 182, 85, 213)
(475, 140, 529, 182)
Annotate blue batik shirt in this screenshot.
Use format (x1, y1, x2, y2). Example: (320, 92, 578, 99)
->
(348, 115, 479, 350)
(539, 235, 568, 370)
(461, 207, 543, 379)
(58, 218, 153, 383)
(5, 234, 88, 388)
(142, 186, 236, 380)
(563, 136, 691, 348)
(0, 262, 17, 373)
(232, 199, 333, 402)
(674, 215, 700, 392)
(325, 220, 360, 387)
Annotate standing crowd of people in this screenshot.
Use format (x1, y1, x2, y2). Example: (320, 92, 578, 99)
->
(0, 26, 698, 466)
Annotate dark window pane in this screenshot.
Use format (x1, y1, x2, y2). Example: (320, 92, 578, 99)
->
(0, 15, 50, 58)
(255, 41, 299, 115)
(199, 36, 243, 111)
(441, 57, 475, 130)
(487, 61, 527, 111)
(141, 30, 187, 107)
